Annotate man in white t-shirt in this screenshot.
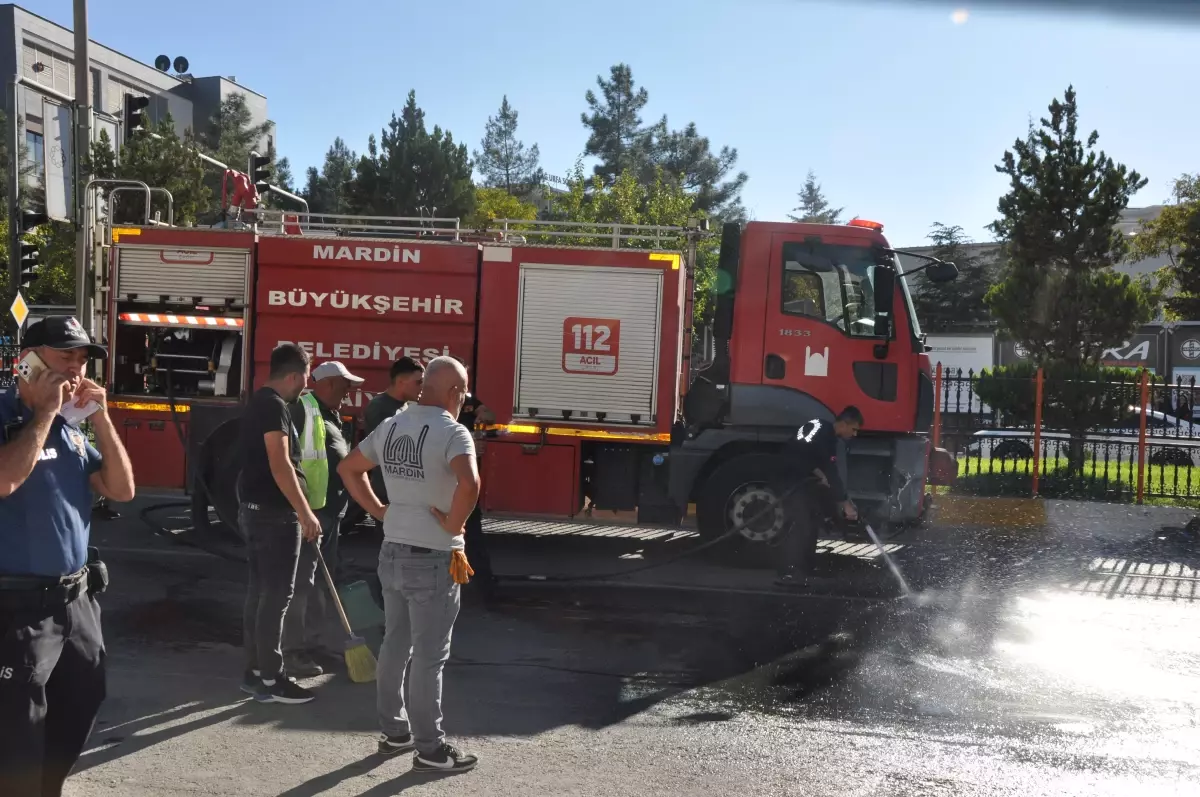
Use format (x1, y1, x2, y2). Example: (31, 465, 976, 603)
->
(338, 356, 480, 773)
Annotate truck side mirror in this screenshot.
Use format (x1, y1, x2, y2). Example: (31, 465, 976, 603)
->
(926, 261, 959, 283)
(873, 264, 896, 337)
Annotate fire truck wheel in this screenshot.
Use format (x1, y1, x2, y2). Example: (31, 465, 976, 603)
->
(697, 453, 789, 545)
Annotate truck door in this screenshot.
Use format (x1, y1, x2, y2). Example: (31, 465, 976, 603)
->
(762, 230, 917, 432)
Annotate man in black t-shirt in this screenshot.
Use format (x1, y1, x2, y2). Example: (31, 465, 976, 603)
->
(775, 406, 863, 585)
(237, 343, 322, 705)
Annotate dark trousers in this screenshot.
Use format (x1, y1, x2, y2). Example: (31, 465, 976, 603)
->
(240, 504, 303, 679)
(0, 587, 106, 797)
(464, 503, 493, 583)
(284, 509, 340, 655)
(777, 479, 835, 575)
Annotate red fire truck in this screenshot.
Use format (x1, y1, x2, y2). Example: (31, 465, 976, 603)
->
(99, 205, 957, 545)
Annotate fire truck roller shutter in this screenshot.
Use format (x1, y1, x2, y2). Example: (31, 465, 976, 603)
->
(515, 264, 663, 425)
(115, 246, 251, 305)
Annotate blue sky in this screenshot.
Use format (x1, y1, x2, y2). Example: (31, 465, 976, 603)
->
(37, 0, 1200, 246)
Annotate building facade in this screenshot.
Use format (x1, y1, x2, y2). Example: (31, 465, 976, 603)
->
(0, 3, 271, 220)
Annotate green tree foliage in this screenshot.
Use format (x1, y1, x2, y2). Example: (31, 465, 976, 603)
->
(787, 170, 843, 224)
(549, 160, 718, 326)
(645, 121, 747, 221)
(349, 91, 475, 220)
(469, 186, 537, 230)
(1129, 174, 1200, 319)
(975, 361, 1159, 437)
(909, 223, 994, 331)
(1164, 203, 1200, 320)
(1130, 174, 1200, 270)
(985, 86, 1154, 368)
(199, 93, 272, 172)
(581, 64, 747, 220)
(197, 93, 275, 215)
(581, 64, 654, 186)
(303, 137, 357, 215)
(21, 221, 75, 305)
(87, 123, 210, 226)
(474, 96, 543, 196)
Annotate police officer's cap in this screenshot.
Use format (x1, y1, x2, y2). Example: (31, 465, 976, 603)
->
(23, 316, 107, 359)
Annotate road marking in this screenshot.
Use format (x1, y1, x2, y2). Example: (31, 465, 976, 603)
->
(101, 545, 222, 560)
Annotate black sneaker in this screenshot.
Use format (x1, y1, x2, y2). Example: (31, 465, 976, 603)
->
(377, 733, 415, 757)
(413, 743, 477, 773)
(254, 675, 315, 704)
(283, 653, 324, 678)
(239, 669, 262, 696)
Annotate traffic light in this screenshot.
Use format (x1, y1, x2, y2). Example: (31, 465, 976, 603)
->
(124, 95, 150, 141)
(8, 209, 48, 289)
(17, 241, 41, 288)
(249, 152, 271, 194)
(20, 209, 48, 231)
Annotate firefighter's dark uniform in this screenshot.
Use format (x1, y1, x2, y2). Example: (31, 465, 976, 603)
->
(459, 396, 494, 592)
(0, 388, 108, 796)
(776, 417, 848, 576)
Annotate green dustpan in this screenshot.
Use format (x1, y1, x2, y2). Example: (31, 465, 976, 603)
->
(338, 580, 385, 632)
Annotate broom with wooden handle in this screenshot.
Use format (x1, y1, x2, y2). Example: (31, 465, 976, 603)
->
(312, 541, 377, 684)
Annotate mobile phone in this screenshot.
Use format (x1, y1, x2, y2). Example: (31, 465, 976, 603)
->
(15, 350, 47, 382)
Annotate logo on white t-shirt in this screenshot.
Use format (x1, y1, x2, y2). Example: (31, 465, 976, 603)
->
(382, 424, 429, 479)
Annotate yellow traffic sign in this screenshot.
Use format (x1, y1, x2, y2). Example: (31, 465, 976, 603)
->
(9, 292, 28, 327)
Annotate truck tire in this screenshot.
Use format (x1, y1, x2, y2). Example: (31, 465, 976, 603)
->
(696, 453, 790, 544)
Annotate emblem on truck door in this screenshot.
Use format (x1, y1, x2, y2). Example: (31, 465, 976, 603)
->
(562, 317, 621, 376)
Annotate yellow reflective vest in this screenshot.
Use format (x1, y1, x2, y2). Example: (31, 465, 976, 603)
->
(298, 392, 328, 511)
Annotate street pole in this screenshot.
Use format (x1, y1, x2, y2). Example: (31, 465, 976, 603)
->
(73, 0, 91, 338)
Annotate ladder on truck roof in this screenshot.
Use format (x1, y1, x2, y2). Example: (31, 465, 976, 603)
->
(249, 209, 710, 252)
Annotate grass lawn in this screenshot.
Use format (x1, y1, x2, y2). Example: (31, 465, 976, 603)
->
(949, 454, 1200, 505)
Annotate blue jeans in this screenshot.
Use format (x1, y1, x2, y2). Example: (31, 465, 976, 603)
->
(376, 542, 460, 754)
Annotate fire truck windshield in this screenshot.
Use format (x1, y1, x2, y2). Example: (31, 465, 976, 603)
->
(782, 241, 919, 340)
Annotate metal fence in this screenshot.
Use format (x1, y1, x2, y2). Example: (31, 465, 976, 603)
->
(934, 365, 1200, 503)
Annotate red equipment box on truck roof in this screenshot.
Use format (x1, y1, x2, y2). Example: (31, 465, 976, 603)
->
(252, 236, 480, 410)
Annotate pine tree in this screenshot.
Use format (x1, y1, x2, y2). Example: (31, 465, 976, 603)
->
(646, 122, 748, 221)
(303, 137, 358, 215)
(474, 96, 543, 195)
(788, 170, 843, 224)
(985, 86, 1153, 367)
(349, 91, 475, 221)
(909, 223, 994, 332)
(581, 64, 654, 185)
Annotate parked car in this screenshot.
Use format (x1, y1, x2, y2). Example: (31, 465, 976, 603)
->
(963, 406, 1200, 466)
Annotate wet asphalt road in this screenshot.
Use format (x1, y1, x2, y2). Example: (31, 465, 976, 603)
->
(62, 498, 1200, 796)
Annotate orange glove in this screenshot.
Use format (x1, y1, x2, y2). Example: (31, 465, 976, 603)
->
(450, 550, 475, 585)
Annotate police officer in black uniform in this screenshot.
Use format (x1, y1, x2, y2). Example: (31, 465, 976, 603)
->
(775, 406, 863, 586)
(0, 316, 135, 796)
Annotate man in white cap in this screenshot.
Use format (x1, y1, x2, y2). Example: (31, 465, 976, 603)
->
(281, 360, 363, 676)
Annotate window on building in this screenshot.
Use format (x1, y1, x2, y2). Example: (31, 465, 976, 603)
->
(25, 130, 45, 173)
(22, 42, 74, 99)
(780, 240, 880, 338)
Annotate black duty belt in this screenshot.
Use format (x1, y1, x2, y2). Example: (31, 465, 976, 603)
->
(396, 544, 434, 554)
(0, 567, 88, 610)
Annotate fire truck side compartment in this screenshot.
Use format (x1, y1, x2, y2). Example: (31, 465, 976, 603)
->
(481, 440, 580, 517)
(108, 229, 255, 489)
(251, 236, 480, 411)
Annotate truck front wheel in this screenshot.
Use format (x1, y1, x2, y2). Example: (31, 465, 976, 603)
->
(696, 454, 789, 544)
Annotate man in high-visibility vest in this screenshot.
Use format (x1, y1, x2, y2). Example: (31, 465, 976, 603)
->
(282, 360, 363, 677)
